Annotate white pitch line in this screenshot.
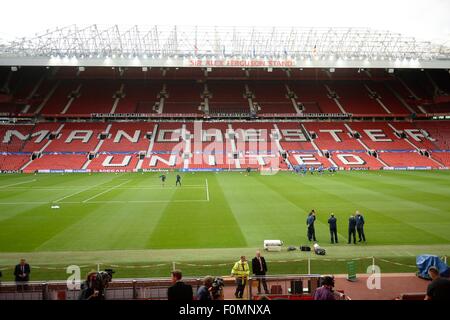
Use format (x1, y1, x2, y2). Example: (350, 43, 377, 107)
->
(0, 202, 49, 205)
(82, 180, 131, 203)
(0, 199, 209, 206)
(0, 179, 37, 189)
(205, 178, 210, 201)
(0, 199, 209, 205)
(52, 180, 118, 203)
(74, 199, 209, 204)
(2, 184, 205, 190)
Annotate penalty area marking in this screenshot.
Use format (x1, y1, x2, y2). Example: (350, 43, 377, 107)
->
(1, 185, 206, 191)
(82, 180, 131, 203)
(62, 199, 209, 204)
(0, 199, 209, 205)
(52, 179, 120, 203)
(205, 178, 210, 201)
(0, 179, 37, 188)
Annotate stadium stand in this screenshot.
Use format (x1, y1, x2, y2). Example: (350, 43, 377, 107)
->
(248, 81, 296, 113)
(65, 80, 119, 114)
(163, 81, 203, 114)
(40, 80, 80, 114)
(329, 81, 388, 114)
(24, 154, 88, 171)
(207, 81, 249, 114)
(289, 81, 343, 113)
(114, 81, 161, 114)
(2, 119, 448, 172)
(0, 66, 449, 172)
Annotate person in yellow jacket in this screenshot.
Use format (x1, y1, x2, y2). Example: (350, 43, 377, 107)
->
(231, 255, 250, 299)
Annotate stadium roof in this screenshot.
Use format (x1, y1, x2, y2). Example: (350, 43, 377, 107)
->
(1, 25, 450, 69)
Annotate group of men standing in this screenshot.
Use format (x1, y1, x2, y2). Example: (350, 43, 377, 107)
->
(231, 251, 269, 298)
(307, 209, 366, 244)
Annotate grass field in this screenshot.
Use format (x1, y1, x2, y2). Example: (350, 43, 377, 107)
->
(0, 170, 449, 281)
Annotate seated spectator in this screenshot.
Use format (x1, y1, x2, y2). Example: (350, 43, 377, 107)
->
(196, 276, 213, 301)
(167, 270, 193, 301)
(425, 266, 450, 300)
(313, 276, 336, 300)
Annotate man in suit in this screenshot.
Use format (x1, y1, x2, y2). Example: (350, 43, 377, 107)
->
(251, 251, 269, 294)
(14, 258, 31, 291)
(348, 214, 357, 244)
(355, 211, 366, 242)
(167, 270, 193, 301)
(328, 213, 338, 244)
(306, 210, 317, 242)
(231, 256, 250, 299)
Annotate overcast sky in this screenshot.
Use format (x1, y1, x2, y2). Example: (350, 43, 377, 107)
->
(0, 0, 449, 45)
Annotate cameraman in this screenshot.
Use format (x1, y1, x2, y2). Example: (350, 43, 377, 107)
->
(196, 276, 213, 300)
(79, 272, 104, 300)
(313, 276, 344, 300)
(210, 277, 225, 300)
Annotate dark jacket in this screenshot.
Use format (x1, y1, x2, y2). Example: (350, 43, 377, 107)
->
(196, 285, 211, 301)
(356, 215, 365, 228)
(78, 281, 104, 300)
(167, 281, 193, 301)
(328, 217, 337, 230)
(251, 256, 268, 275)
(307, 215, 315, 228)
(14, 263, 31, 282)
(348, 216, 357, 230)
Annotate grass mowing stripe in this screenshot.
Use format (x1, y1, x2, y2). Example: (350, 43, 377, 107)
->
(147, 172, 248, 249)
(251, 174, 348, 241)
(327, 174, 450, 241)
(82, 180, 131, 203)
(281, 172, 448, 244)
(215, 173, 305, 246)
(340, 172, 450, 218)
(0, 171, 448, 256)
(205, 178, 210, 201)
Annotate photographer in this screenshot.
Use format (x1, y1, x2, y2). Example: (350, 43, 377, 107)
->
(79, 272, 103, 300)
(79, 270, 114, 300)
(313, 276, 340, 300)
(197, 276, 213, 300)
(210, 277, 225, 300)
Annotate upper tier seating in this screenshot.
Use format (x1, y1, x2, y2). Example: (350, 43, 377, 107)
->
(163, 81, 203, 114)
(248, 82, 296, 113)
(289, 81, 342, 113)
(329, 82, 387, 114)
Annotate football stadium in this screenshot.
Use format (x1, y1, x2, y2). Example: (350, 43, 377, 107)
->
(1, 1, 450, 304)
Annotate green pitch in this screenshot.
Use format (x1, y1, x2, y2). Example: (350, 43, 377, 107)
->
(0, 170, 449, 280)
